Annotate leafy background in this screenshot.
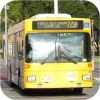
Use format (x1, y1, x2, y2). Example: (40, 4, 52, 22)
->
(0, 0, 100, 55)
(0, 0, 99, 30)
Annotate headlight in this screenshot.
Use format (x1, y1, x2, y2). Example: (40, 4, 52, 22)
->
(27, 76, 36, 81)
(83, 75, 91, 80)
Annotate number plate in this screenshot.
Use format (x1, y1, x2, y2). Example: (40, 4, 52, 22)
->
(42, 78, 52, 82)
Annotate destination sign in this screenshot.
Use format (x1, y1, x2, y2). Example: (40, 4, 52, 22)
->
(33, 20, 83, 30)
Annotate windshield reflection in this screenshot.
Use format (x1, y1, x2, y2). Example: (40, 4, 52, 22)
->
(25, 33, 91, 63)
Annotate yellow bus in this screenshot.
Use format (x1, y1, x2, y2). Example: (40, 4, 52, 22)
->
(8, 14, 93, 93)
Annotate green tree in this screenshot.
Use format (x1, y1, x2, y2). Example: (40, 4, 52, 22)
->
(1, 0, 99, 30)
(42, 1, 54, 13)
(59, 1, 88, 18)
(0, 0, 99, 55)
(19, 1, 45, 20)
(1, 21, 5, 32)
(0, 39, 2, 50)
(7, 1, 21, 25)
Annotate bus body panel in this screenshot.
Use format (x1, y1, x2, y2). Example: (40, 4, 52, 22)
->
(24, 70, 92, 89)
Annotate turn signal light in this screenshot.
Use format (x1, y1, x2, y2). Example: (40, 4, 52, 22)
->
(88, 63, 92, 67)
(25, 65, 30, 68)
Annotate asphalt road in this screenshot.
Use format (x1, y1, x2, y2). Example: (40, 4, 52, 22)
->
(0, 58, 100, 100)
(0, 79, 99, 100)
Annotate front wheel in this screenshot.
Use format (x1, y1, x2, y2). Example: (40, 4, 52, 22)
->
(73, 88, 83, 94)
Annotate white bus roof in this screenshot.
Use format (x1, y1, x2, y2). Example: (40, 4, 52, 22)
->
(31, 13, 71, 18)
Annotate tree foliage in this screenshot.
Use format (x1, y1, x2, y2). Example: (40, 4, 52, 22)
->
(1, 0, 99, 30)
(19, 1, 45, 20)
(0, 0, 99, 55)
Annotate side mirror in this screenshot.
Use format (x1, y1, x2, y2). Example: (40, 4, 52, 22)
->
(18, 51, 23, 60)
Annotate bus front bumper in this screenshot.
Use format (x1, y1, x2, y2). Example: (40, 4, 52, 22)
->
(24, 81, 93, 89)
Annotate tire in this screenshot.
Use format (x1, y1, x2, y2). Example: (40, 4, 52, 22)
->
(18, 68, 26, 93)
(21, 89, 28, 94)
(73, 88, 83, 94)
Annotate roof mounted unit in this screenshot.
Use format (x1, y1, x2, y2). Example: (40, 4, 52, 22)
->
(31, 13, 71, 18)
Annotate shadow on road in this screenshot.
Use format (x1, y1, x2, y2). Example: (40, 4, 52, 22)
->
(5, 81, 87, 96)
(11, 88, 87, 97)
(1, 80, 87, 97)
(18, 89, 87, 97)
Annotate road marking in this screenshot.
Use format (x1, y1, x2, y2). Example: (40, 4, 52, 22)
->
(94, 78, 100, 81)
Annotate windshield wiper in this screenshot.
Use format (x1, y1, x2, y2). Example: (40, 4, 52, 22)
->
(60, 50, 77, 64)
(62, 46, 82, 59)
(41, 50, 55, 64)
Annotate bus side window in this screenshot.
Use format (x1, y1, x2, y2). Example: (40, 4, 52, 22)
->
(18, 40, 23, 60)
(18, 50, 23, 60)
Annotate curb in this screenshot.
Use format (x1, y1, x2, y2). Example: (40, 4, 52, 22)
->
(93, 78, 100, 81)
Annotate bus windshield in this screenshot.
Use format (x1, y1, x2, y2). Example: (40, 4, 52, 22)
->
(25, 33, 91, 63)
